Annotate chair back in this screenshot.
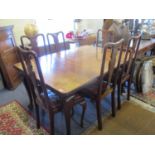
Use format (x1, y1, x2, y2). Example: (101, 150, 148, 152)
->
(96, 29, 114, 48)
(122, 34, 141, 77)
(17, 46, 50, 108)
(20, 33, 48, 57)
(47, 31, 66, 52)
(98, 39, 124, 96)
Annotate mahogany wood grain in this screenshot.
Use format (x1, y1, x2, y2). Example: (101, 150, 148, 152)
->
(15, 39, 155, 95)
(139, 38, 155, 53)
(15, 45, 126, 95)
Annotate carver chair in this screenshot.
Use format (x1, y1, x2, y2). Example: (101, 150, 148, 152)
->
(47, 31, 67, 53)
(79, 39, 124, 130)
(17, 46, 86, 134)
(117, 34, 141, 109)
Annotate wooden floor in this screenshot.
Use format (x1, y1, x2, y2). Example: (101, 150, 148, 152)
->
(84, 100, 155, 135)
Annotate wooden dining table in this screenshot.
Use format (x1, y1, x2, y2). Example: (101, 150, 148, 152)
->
(14, 38, 155, 134)
(15, 38, 155, 95)
(15, 46, 118, 96)
(15, 45, 126, 134)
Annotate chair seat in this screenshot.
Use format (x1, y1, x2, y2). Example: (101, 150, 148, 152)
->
(39, 89, 85, 112)
(39, 90, 62, 112)
(47, 89, 85, 104)
(120, 74, 130, 84)
(79, 82, 113, 100)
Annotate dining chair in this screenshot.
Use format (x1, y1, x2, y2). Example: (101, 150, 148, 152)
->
(96, 29, 114, 48)
(117, 35, 141, 109)
(17, 46, 86, 134)
(79, 39, 124, 130)
(47, 31, 67, 52)
(20, 33, 48, 57)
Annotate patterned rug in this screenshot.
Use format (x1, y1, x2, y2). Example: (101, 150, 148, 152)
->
(0, 101, 48, 135)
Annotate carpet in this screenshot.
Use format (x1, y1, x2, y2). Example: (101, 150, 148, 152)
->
(0, 83, 114, 135)
(84, 100, 155, 135)
(0, 101, 48, 135)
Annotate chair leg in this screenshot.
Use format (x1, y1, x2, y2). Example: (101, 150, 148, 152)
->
(127, 78, 131, 101)
(117, 83, 121, 110)
(23, 77, 34, 110)
(35, 104, 40, 129)
(64, 104, 71, 135)
(121, 83, 125, 93)
(41, 108, 46, 117)
(49, 111, 55, 135)
(111, 90, 116, 117)
(80, 101, 87, 128)
(95, 99, 102, 130)
(71, 107, 74, 117)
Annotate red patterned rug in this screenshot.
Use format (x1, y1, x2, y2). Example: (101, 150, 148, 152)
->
(0, 101, 48, 135)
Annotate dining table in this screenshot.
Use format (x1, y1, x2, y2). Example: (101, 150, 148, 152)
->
(15, 38, 155, 93)
(15, 44, 125, 134)
(14, 38, 155, 134)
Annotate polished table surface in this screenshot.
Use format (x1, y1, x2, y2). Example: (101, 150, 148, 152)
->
(139, 38, 155, 53)
(15, 46, 105, 95)
(15, 38, 155, 96)
(15, 45, 125, 96)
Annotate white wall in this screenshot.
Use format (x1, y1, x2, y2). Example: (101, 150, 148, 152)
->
(0, 19, 35, 45)
(77, 19, 103, 33)
(0, 19, 103, 45)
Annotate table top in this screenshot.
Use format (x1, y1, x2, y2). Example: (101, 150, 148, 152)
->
(139, 38, 155, 52)
(15, 46, 102, 95)
(15, 39, 155, 96)
(15, 45, 125, 95)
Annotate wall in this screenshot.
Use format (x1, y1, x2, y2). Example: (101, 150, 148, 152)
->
(0, 19, 35, 45)
(77, 19, 103, 33)
(0, 19, 103, 45)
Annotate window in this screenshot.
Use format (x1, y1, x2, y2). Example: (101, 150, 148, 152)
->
(36, 19, 74, 34)
(35, 19, 74, 46)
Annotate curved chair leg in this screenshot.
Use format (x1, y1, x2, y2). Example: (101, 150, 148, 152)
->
(95, 99, 102, 130)
(35, 104, 40, 129)
(23, 76, 34, 110)
(111, 90, 116, 117)
(121, 83, 125, 94)
(49, 111, 55, 135)
(80, 101, 87, 128)
(127, 78, 131, 100)
(117, 83, 121, 110)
